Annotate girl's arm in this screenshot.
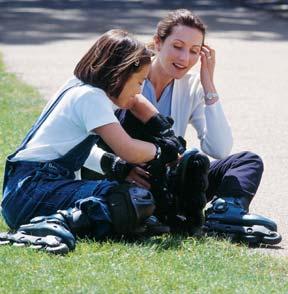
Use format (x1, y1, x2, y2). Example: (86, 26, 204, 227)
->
(129, 94, 158, 123)
(93, 122, 157, 164)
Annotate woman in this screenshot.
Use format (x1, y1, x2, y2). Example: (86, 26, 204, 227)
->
(0, 29, 183, 253)
(115, 9, 281, 244)
(134, 9, 281, 243)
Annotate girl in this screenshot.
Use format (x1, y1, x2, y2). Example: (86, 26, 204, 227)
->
(0, 29, 182, 252)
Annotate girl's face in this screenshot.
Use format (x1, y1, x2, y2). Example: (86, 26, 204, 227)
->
(155, 25, 204, 79)
(112, 64, 150, 108)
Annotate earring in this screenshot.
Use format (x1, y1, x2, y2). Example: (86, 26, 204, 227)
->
(134, 59, 140, 67)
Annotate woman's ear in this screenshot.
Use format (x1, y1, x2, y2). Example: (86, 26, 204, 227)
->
(153, 35, 161, 52)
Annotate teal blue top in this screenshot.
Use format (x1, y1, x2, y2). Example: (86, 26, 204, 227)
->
(142, 79, 174, 117)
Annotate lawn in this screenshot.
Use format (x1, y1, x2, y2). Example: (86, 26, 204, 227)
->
(0, 54, 288, 293)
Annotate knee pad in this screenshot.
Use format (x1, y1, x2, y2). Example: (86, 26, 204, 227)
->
(106, 183, 155, 235)
(204, 197, 282, 245)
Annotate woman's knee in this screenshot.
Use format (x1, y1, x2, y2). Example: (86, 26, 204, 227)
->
(238, 151, 264, 174)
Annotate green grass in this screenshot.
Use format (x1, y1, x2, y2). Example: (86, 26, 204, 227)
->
(0, 54, 288, 293)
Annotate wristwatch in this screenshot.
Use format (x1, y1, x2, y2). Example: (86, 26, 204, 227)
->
(204, 92, 219, 105)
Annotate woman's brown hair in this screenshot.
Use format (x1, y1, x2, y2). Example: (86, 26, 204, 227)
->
(149, 9, 206, 49)
(74, 29, 152, 98)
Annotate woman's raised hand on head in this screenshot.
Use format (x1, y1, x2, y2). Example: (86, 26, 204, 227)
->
(200, 45, 216, 93)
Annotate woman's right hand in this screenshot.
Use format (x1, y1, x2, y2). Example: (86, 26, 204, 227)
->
(126, 166, 151, 189)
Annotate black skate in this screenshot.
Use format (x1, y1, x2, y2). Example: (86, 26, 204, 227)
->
(0, 210, 78, 254)
(173, 149, 210, 234)
(204, 197, 282, 245)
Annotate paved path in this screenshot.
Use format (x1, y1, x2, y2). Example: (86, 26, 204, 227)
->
(1, 0, 287, 256)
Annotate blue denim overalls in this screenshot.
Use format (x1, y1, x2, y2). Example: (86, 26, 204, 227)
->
(1, 83, 117, 237)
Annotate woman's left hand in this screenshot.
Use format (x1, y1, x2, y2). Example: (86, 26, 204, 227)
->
(200, 45, 216, 93)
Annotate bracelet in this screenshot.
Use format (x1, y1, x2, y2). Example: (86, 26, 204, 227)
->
(111, 157, 121, 173)
(153, 145, 162, 160)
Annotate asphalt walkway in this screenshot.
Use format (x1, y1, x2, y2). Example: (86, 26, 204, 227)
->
(1, 0, 287, 256)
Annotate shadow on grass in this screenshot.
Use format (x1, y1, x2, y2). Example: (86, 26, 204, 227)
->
(105, 228, 285, 252)
(95, 232, 283, 252)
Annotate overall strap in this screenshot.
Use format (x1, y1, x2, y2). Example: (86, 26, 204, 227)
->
(14, 82, 83, 155)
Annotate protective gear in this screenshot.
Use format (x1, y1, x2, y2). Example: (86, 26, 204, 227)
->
(100, 152, 136, 182)
(144, 113, 175, 138)
(173, 149, 210, 233)
(151, 136, 183, 164)
(81, 152, 136, 182)
(143, 113, 185, 157)
(148, 148, 210, 235)
(0, 184, 156, 254)
(204, 197, 282, 245)
(106, 184, 155, 235)
(119, 111, 185, 161)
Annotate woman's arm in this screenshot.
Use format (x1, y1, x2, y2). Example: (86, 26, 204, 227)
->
(189, 84, 233, 159)
(190, 45, 233, 158)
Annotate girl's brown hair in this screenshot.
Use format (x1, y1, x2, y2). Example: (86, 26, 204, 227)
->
(149, 9, 206, 49)
(74, 29, 152, 98)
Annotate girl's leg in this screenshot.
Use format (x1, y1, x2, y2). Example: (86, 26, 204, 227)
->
(2, 172, 116, 231)
(1, 180, 156, 253)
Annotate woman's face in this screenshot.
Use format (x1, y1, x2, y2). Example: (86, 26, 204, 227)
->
(112, 64, 150, 109)
(155, 25, 203, 79)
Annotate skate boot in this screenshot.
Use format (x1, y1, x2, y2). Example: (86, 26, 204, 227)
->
(204, 197, 282, 245)
(0, 210, 77, 254)
(172, 148, 210, 235)
(0, 184, 157, 254)
(0, 231, 71, 254)
(143, 215, 171, 235)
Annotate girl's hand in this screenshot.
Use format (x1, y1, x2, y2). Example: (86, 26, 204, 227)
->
(200, 45, 216, 93)
(126, 166, 151, 189)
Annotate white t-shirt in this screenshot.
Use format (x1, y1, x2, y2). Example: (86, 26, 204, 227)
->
(13, 77, 119, 174)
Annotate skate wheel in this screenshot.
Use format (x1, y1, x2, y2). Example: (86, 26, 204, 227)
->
(262, 231, 282, 245)
(242, 234, 260, 244)
(29, 244, 44, 250)
(13, 242, 26, 247)
(46, 243, 69, 255)
(0, 240, 10, 245)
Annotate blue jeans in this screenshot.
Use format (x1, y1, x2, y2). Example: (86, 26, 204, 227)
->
(1, 84, 118, 238)
(2, 159, 116, 232)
